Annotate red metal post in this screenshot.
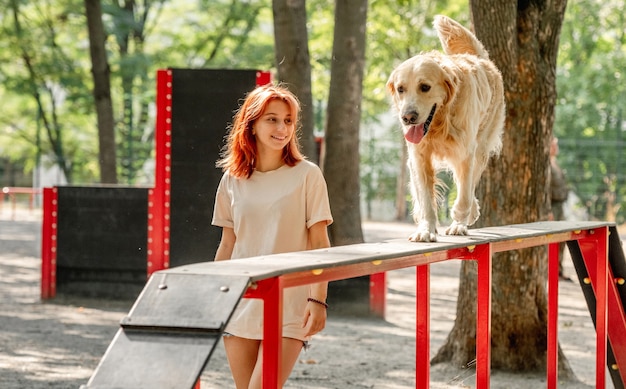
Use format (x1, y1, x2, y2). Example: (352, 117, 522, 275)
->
(594, 227, 608, 388)
(578, 228, 610, 387)
(547, 242, 560, 389)
(370, 272, 386, 318)
(256, 71, 272, 86)
(579, 227, 626, 384)
(148, 69, 173, 276)
(605, 263, 626, 384)
(259, 278, 282, 389)
(40, 187, 58, 299)
(475, 243, 492, 389)
(416, 265, 430, 389)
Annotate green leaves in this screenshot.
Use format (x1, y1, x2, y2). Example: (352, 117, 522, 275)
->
(555, 0, 626, 222)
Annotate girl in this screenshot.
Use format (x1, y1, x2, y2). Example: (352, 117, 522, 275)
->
(212, 84, 333, 388)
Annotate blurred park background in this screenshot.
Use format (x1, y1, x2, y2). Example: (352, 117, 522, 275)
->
(0, 0, 624, 225)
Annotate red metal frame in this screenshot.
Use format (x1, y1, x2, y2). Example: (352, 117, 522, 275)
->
(243, 277, 283, 388)
(147, 69, 173, 276)
(40, 187, 58, 299)
(1, 187, 41, 220)
(547, 242, 560, 389)
(256, 71, 272, 86)
(474, 243, 493, 388)
(240, 226, 611, 389)
(578, 228, 626, 386)
(415, 265, 430, 387)
(370, 272, 386, 317)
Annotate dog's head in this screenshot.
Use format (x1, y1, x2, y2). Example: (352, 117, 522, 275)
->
(387, 54, 458, 144)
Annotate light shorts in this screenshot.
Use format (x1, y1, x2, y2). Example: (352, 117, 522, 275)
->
(222, 332, 310, 351)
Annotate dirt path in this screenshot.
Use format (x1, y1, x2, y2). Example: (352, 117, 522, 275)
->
(0, 213, 614, 388)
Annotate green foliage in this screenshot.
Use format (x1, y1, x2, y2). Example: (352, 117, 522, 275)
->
(555, 0, 626, 223)
(0, 0, 276, 185)
(0, 0, 97, 183)
(1, 0, 623, 226)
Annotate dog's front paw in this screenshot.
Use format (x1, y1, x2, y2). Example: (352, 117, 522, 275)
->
(409, 223, 438, 242)
(445, 221, 468, 236)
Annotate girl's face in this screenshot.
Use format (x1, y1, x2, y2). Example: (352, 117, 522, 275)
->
(253, 99, 294, 154)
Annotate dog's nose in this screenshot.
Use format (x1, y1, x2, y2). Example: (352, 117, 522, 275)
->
(402, 111, 419, 125)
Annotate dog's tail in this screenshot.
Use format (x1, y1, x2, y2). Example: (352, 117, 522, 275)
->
(434, 15, 490, 59)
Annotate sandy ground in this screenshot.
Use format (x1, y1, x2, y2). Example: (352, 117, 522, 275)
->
(0, 207, 616, 388)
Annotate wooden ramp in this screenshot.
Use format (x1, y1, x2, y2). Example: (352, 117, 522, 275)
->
(80, 274, 251, 388)
(80, 221, 623, 389)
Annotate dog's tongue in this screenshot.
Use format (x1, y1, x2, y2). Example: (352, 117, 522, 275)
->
(404, 124, 425, 144)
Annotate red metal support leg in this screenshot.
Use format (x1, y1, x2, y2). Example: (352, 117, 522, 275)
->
(261, 278, 283, 389)
(547, 242, 560, 389)
(370, 272, 387, 318)
(147, 69, 173, 277)
(579, 226, 626, 385)
(475, 243, 492, 389)
(40, 187, 58, 299)
(416, 265, 430, 389)
(593, 227, 608, 388)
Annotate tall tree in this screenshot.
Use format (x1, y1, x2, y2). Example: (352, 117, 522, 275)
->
(432, 1, 574, 376)
(107, 0, 158, 184)
(272, 0, 318, 163)
(323, 0, 368, 245)
(8, 0, 75, 183)
(85, 0, 117, 184)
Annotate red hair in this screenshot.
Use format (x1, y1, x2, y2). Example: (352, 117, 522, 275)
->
(217, 84, 304, 178)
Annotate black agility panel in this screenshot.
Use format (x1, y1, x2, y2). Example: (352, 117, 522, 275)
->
(168, 69, 259, 267)
(56, 186, 149, 299)
(328, 277, 372, 316)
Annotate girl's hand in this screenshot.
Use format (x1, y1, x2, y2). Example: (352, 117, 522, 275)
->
(302, 300, 327, 337)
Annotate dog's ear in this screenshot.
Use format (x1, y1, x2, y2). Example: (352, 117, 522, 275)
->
(386, 77, 395, 95)
(386, 70, 398, 96)
(443, 72, 459, 105)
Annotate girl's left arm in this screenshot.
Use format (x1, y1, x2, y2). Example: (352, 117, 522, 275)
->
(307, 220, 330, 300)
(303, 220, 331, 336)
(214, 227, 236, 261)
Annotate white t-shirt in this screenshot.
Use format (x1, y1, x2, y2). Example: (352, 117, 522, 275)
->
(212, 160, 333, 341)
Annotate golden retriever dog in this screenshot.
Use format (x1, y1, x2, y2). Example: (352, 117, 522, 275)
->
(387, 15, 505, 242)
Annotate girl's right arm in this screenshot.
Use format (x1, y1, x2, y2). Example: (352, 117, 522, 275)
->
(214, 227, 236, 261)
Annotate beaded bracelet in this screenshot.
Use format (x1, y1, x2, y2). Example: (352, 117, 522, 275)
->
(307, 297, 329, 309)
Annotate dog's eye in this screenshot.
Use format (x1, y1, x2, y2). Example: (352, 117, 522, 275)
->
(420, 84, 431, 92)
(397, 86, 405, 94)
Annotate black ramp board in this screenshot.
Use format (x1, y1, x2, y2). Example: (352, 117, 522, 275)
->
(82, 271, 251, 389)
(82, 329, 219, 389)
(120, 273, 250, 330)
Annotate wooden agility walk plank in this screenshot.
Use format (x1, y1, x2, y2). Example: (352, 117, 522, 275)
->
(81, 221, 613, 389)
(159, 221, 608, 287)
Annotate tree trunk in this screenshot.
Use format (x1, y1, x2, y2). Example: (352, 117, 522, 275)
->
(272, 0, 318, 163)
(432, 1, 574, 376)
(322, 0, 367, 246)
(85, 0, 118, 184)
